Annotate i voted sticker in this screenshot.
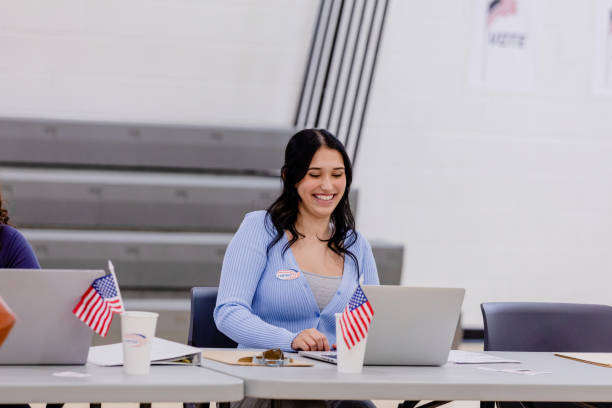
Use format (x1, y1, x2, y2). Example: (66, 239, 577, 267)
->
(123, 333, 148, 347)
(276, 270, 300, 280)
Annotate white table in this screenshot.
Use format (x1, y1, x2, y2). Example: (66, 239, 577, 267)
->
(200, 351, 612, 402)
(0, 364, 243, 404)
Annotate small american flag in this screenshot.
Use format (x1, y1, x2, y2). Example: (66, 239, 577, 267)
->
(488, 0, 517, 26)
(73, 274, 124, 337)
(338, 285, 374, 350)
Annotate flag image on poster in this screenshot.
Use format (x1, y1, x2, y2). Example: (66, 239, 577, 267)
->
(593, 0, 612, 95)
(470, 0, 536, 91)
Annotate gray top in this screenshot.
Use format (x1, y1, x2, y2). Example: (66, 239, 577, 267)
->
(0, 364, 243, 403)
(302, 270, 342, 311)
(201, 351, 612, 402)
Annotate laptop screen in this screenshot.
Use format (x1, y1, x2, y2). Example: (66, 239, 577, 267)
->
(0, 268, 105, 364)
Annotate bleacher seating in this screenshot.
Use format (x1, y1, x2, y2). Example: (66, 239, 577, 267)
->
(0, 117, 404, 345)
(0, 118, 291, 173)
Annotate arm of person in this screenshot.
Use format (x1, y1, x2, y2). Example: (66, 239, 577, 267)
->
(214, 213, 298, 351)
(1, 226, 40, 269)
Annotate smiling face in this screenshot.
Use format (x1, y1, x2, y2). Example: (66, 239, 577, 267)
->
(295, 146, 347, 221)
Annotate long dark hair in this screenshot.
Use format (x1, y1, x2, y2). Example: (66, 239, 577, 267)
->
(0, 189, 12, 227)
(0, 189, 14, 249)
(266, 129, 358, 271)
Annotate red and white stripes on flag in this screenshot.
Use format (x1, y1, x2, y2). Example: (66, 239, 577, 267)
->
(338, 285, 374, 350)
(72, 274, 124, 337)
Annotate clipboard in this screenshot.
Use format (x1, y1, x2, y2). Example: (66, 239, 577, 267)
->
(88, 337, 202, 366)
(202, 349, 313, 367)
(555, 353, 612, 368)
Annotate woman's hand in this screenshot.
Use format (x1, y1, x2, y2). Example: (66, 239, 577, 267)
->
(291, 328, 330, 351)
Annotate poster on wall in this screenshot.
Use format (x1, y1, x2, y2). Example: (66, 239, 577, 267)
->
(469, 0, 537, 91)
(593, 0, 612, 95)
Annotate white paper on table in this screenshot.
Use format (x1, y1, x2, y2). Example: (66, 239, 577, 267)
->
(448, 350, 520, 364)
(478, 367, 551, 376)
(53, 371, 92, 378)
(87, 337, 201, 366)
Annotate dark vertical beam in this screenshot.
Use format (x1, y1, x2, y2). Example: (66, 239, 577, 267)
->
(336, 0, 367, 141)
(345, 0, 379, 152)
(326, 0, 357, 131)
(294, 0, 325, 128)
(353, 0, 390, 167)
(314, 0, 345, 128)
(304, 0, 334, 128)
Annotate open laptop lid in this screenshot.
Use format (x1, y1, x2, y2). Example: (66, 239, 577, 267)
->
(0, 269, 106, 364)
(300, 286, 465, 366)
(362, 285, 464, 366)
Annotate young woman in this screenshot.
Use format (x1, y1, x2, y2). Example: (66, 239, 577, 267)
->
(0, 190, 39, 269)
(214, 128, 379, 352)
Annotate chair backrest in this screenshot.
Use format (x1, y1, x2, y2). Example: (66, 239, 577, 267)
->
(481, 302, 612, 352)
(188, 287, 237, 348)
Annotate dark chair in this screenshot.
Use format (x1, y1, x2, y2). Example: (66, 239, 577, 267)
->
(188, 287, 237, 348)
(480, 302, 612, 408)
(186, 287, 237, 408)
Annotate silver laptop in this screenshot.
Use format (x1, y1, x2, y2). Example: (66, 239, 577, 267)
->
(0, 269, 106, 364)
(300, 286, 465, 366)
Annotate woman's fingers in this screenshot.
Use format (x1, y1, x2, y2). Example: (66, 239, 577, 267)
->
(292, 329, 330, 351)
(322, 336, 330, 351)
(293, 331, 317, 351)
(313, 330, 326, 351)
(305, 329, 328, 351)
(302, 334, 317, 350)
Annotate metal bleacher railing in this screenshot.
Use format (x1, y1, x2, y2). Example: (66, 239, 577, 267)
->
(0, 117, 403, 344)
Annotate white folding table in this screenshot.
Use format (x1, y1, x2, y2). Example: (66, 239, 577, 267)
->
(0, 364, 243, 404)
(201, 351, 612, 402)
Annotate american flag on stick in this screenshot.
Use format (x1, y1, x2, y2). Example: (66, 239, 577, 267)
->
(338, 285, 374, 350)
(73, 261, 124, 337)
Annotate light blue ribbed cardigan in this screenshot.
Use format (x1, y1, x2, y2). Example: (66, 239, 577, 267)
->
(214, 210, 379, 351)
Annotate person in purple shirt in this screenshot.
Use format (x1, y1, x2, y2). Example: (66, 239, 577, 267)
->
(0, 190, 40, 408)
(0, 191, 40, 269)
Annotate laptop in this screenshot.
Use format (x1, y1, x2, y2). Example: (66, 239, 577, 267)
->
(0, 268, 106, 364)
(300, 285, 465, 366)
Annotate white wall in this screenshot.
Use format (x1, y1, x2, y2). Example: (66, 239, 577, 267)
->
(355, 0, 612, 327)
(0, 0, 316, 127)
(3, 0, 611, 329)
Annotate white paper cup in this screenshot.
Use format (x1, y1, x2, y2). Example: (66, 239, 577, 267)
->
(121, 311, 158, 375)
(335, 313, 368, 373)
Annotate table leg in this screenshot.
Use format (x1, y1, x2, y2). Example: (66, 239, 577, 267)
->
(399, 402, 451, 408)
(418, 402, 451, 408)
(184, 403, 211, 408)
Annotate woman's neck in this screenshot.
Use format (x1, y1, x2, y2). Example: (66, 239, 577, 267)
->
(295, 212, 331, 240)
